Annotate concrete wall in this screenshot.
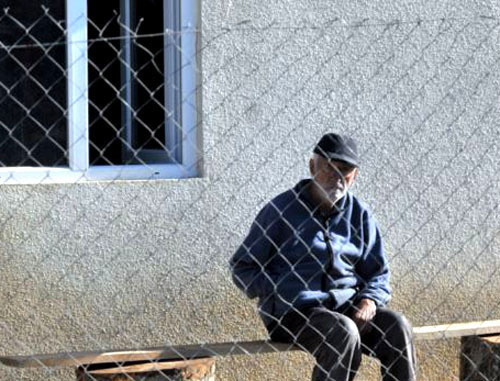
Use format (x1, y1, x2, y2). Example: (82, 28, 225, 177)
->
(1, 0, 500, 379)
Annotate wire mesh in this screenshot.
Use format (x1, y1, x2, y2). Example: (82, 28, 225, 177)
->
(1, 2, 500, 380)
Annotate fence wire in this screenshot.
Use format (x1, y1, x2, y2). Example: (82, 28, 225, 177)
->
(1, 3, 500, 381)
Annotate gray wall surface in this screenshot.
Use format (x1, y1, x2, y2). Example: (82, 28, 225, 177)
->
(1, 0, 500, 379)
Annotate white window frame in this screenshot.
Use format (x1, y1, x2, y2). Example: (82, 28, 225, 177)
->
(0, 0, 199, 185)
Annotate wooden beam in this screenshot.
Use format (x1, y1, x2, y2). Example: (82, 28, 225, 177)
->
(2, 320, 500, 369)
(460, 334, 500, 380)
(84, 357, 214, 376)
(0, 341, 297, 368)
(413, 320, 500, 341)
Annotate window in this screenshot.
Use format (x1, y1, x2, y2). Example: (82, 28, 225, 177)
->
(0, 0, 67, 168)
(0, 0, 199, 184)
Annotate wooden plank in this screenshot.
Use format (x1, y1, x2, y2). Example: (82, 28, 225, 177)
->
(76, 357, 216, 380)
(413, 320, 500, 341)
(460, 335, 500, 380)
(480, 334, 500, 345)
(2, 320, 500, 369)
(0, 341, 297, 368)
(86, 358, 214, 376)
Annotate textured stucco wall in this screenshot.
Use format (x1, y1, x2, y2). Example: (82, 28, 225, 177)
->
(1, 1, 500, 380)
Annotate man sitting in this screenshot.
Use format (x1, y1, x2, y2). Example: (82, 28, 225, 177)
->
(230, 133, 416, 380)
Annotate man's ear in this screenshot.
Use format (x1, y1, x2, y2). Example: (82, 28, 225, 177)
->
(309, 158, 315, 177)
(348, 168, 359, 187)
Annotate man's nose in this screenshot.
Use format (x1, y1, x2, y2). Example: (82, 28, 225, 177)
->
(331, 171, 347, 184)
(329, 168, 343, 179)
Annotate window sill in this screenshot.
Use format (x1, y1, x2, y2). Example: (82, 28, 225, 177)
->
(0, 164, 199, 185)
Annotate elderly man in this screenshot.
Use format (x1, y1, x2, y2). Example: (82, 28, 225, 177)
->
(230, 133, 416, 381)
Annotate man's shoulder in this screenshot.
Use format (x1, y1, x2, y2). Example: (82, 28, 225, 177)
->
(260, 181, 309, 215)
(347, 192, 375, 219)
(265, 187, 299, 212)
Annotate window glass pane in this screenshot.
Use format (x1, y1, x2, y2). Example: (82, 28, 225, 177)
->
(133, 0, 165, 151)
(0, 1, 67, 167)
(88, 0, 177, 166)
(88, 0, 123, 165)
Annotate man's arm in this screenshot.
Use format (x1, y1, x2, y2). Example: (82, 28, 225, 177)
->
(229, 203, 280, 299)
(352, 212, 391, 331)
(356, 212, 391, 305)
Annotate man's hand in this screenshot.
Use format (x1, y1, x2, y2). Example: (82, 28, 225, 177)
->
(352, 298, 377, 333)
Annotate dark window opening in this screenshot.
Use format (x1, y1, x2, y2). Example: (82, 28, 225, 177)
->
(88, 0, 181, 166)
(0, 1, 67, 167)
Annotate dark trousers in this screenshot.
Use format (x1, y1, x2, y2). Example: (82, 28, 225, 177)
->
(268, 307, 416, 381)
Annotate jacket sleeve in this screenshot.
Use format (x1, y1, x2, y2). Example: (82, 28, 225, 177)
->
(355, 212, 392, 306)
(229, 203, 280, 299)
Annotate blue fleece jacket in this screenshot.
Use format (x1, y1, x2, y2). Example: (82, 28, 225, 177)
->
(230, 179, 391, 327)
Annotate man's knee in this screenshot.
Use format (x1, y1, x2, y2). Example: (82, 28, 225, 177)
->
(339, 314, 361, 337)
(372, 308, 414, 350)
(386, 310, 412, 331)
(311, 312, 361, 363)
(329, 314, 361, 347)
(309, 309, 360, 344)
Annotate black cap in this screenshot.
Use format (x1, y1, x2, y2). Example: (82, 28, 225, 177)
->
(313, 133, 359, 167)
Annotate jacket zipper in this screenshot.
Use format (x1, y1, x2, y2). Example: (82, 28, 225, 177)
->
(321, 215, 334, 291)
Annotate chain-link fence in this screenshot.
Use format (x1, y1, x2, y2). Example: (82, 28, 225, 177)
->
(1, 2, 500, 380)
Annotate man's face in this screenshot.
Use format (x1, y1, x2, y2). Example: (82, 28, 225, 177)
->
(309, 155, 358, 203)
